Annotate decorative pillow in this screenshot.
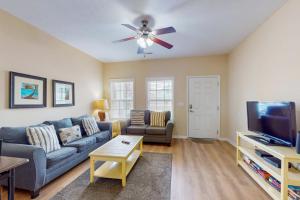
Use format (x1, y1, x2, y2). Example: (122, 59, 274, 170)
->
(150, 111, 166, 127)
(26, 125, 61, 153)
(82, 117, 100, 136)
(131, 110, 145, 125)
(59, 125, 82, 145)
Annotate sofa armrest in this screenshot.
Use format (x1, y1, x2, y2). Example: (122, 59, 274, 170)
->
(97, 122, 112, 139)
(120, 119, 131, 135)
(1, 143, 46, 192)
(166, 120, 174, 141)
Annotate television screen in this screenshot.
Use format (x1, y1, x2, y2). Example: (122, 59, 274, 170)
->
(247, 101, 297, 146)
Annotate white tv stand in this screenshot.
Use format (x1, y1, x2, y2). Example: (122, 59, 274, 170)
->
(237, 131, 300, 200)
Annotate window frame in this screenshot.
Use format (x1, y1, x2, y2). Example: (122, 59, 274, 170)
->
(109, 78, 135, 120)
(146, 77, 175, 119)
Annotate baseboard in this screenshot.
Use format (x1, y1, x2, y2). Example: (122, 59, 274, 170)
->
(172, 134, 188, 139)
(219, 137, 236, 147)
(172, 134, 236, 146)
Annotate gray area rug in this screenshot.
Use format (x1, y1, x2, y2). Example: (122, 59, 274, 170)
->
(50, 152, 172, 200)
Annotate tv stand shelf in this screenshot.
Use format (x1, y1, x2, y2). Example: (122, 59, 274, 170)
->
(237, 131, 300, 200)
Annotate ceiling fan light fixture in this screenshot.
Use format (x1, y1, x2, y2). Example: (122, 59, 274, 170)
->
(137, 37, 153, 48)
(146, 38, 153, 46)
(137, 37, 146, 48)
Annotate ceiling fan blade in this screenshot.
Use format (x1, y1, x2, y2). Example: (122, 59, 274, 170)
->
(122, 24, 139, 32)
(137, 46, 144, 54)
(112, 36, 136, 43)
(152, 27, 176, 35)
(150, 37, 173, 49)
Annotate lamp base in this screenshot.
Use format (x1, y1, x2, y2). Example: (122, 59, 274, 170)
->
(98, 111, 106, 121)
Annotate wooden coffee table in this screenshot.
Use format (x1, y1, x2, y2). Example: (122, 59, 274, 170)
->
(89, 135, 143, 187)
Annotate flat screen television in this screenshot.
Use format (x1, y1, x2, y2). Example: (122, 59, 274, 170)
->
(247, 101, 297, 146)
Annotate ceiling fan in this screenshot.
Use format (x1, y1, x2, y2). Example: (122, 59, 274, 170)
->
(113, 19, 176, 55)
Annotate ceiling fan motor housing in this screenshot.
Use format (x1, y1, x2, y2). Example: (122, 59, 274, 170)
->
(140, 20, 151, 34)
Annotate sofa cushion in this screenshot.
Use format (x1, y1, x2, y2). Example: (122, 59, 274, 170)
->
(44, 118, 73, 133)
(146, 127, 166, 135)
(127, 125, 148, 135)
(46, 147, 77, 168)
(93, 130, 111, 143)
(64, 136, 96, 152)
(71, 115, 89, 135)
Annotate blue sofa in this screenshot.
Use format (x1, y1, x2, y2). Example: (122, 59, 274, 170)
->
(0, 116, 112, 198)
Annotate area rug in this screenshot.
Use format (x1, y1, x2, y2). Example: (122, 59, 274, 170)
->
(50, 152, 172, 200)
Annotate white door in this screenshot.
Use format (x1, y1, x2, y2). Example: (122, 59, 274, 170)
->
(188, 76, 220, 138)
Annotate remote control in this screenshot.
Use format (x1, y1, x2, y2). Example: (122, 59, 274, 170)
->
(122, 140, 130, 145)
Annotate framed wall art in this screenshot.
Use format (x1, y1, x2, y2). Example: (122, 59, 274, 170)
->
(52, 80, 75, 107)
(9, 71, 47, 108)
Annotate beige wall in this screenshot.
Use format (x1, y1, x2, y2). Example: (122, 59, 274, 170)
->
(0, 10, 103, 126)
(227, 0, 300, 143)
(103, 56, 228, 137)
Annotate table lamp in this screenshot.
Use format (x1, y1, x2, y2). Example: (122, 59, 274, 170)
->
(94, 99, 109, 121)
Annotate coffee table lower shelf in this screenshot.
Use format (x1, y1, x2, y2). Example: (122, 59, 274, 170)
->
(93, 150, 141, 183)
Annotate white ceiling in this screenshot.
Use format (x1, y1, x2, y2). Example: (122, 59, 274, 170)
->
(0, 0, 287, 62)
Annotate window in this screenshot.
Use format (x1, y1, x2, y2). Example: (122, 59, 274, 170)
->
(110, 79, 134, 119)
(146, 77, 174, 117)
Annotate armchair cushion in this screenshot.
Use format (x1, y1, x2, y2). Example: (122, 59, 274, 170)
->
(146, 127, 166, 135)
(46, 147, 77, 168)
(127, 125, 148, 135)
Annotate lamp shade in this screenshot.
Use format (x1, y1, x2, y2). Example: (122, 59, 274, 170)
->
(94, 99, 109, 110)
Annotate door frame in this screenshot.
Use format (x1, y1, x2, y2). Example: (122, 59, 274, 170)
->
(186, 75, 221, 139)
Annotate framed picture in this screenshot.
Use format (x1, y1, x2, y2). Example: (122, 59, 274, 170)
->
(52, 80, 75, 107)
(9, 72, 47, 109)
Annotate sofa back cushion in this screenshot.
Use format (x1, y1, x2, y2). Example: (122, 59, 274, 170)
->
(130, 110, 145, 125)
(26, 125, 61, 153)
(59, 125, 82, 145)
(0, 127, 28, 144)
(150, 111, 166, 127)
(71, 115, 89, 135)
(144, 110, 151, 125)
(0, 123, 48, 144)
(43, 118, 73, 133)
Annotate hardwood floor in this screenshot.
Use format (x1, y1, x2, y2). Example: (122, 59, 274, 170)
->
(2, 139, 271, 200)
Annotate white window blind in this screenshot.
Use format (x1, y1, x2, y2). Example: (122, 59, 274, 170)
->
(110, 79, 134, 119)
(146, 78, 174, 117)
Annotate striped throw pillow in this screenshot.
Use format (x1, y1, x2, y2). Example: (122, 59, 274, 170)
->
(131, 110, 145, 125)
(150, 112, 166, 127)
(26, 125, 61, 153)
(82, 117, 100, 136)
